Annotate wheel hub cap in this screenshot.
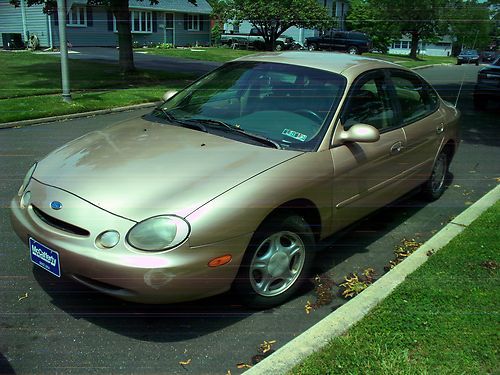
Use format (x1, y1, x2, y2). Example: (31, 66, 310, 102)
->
(268, 252, 289, 277)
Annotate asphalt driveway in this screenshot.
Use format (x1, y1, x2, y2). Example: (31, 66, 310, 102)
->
(0, 64, 498, 375)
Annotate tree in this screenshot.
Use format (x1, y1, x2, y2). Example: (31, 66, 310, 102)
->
(446, 0, 494, 52)
(230, 0, 334, 51)
(374, 0, 449, 59)
(346, 0, 399, 53)
(11, 0, 196, 73)
(207, 0, 232, 45)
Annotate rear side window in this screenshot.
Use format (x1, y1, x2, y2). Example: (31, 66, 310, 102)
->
(390, 72, 439, 124)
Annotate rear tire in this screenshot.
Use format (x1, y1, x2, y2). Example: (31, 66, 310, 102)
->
(421, 152, 449, 201)
(234, 213, 315, 309)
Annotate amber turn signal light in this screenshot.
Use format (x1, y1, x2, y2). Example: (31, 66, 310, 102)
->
(208, 255, 232, 267)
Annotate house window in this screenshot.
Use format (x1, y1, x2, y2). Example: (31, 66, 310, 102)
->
(67, 6, 86, 27)
(393, 41, 401, 49)
(187, 14, 200, 31)
(113, 11, 152, 33)
(401, 41, 409, 49)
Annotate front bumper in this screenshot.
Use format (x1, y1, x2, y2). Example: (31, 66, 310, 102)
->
(11, 180, 251, 304)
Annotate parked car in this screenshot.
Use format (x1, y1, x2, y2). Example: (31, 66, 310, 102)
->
(480, 51, 497, 64)
(473, 56, 500, 109)
(305, 30, 372, 54)
(457, 49, 480, 65)
(220, 28, 293, 51)
(11, 52, 460, 308)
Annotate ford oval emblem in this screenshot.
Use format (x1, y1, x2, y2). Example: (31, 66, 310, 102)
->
(50, 201, 63, 210)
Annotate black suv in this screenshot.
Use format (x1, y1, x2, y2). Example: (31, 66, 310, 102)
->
(305, 31, 372, 55)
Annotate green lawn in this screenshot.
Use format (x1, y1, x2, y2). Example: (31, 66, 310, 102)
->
(0, 51, 195, 123)
(365, 53, 456, 68)
(292, 201, 499, 375)
(136, 46, 257, 62)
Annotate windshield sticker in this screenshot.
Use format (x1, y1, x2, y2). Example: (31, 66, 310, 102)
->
(282, 129, 307, 142)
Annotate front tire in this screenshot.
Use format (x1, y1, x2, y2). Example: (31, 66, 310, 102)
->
(421, 152, 448, 201)
(308, 43, 318, 51)
(347, 46, 359, 55)
(234, 213, 315, 309)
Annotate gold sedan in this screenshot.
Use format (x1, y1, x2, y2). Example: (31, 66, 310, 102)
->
(11, 52, 460, 308)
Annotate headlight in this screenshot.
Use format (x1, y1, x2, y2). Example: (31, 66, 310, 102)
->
(18, 162, 37, 196)
(126, 215, 190, 252)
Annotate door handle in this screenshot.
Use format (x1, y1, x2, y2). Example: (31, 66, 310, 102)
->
(390, 141, 404, 155)
(436, 123, 444, 134)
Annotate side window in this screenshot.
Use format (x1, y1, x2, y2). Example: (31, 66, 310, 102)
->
(341, 74, 397, 131)
(390, 72, 438, 124)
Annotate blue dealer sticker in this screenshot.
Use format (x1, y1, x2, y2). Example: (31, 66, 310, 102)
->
(29, 237, 61, 277)
(282, 129, 307, 142)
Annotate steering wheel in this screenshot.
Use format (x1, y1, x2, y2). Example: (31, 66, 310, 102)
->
(294, 109, 323, 124)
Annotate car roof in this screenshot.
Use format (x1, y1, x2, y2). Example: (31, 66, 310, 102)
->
(233, 51, 407, 77)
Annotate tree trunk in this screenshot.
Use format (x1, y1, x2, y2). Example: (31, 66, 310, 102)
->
(409, 31, 419, 59)
(112, 0, 135, 73)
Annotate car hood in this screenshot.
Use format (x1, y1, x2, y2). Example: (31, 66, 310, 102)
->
(33, 116, 301, 221)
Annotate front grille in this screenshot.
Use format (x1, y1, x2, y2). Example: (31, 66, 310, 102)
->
(32, 205, 90, 236)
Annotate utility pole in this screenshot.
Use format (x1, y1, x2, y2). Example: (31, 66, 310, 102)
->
(56, 0, 72, 103)
(20, 0, 28, 43)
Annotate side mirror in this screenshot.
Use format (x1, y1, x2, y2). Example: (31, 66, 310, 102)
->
(339, 123, 380, 143)
(162, 90, 178, 102)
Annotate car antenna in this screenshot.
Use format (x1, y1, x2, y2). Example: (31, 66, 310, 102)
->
(454, 30, 479, 108)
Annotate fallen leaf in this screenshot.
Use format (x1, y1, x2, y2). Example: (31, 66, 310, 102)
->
(18, 292, 28, 301)
(259, 340, 276, 354)
(495, 177, 500, 182)
(453, 184, 461, 188)
(179, 359, 191, 366)
(305, 301, 312, 314)
(226, 370, 232, 375)
(236, 363, 252, 369)
(465, 201, 473, 206)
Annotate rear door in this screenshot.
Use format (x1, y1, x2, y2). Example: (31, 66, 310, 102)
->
(387, 70, 444, 187)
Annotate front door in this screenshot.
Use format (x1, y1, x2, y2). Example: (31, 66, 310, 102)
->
(164, 13, 174, 44)
(329, 70, 408, 232)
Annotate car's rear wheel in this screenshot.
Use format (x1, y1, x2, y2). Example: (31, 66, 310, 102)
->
(234, 213, 315, 309)
(347, 46, 359, 55)
(422, 152, 448, 201)
(274, 42, 284, 51)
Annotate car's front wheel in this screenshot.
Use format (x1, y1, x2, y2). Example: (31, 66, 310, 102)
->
(347, 46, 359, 55)
(422, 152, 449, 201)
(308, 43, 318, 51)
(234, 213, 315, 309)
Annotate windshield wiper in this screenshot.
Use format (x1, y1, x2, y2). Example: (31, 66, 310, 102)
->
(152, 108, 207, 133)
(187, 118, 281, 149)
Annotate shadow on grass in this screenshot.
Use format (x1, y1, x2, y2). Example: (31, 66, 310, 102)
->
(0, 55, 194, 100)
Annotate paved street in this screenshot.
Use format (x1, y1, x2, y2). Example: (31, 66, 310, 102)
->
(67, 47, 221, 75)
(0, 64, 498, 374)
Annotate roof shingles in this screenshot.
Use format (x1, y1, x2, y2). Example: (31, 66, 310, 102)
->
(128, 0, 212, 14)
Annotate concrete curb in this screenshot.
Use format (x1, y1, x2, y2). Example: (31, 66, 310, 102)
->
(412, 63, 453, 70)
(0, 101, 160, 130)
(245, 184, 500, 375)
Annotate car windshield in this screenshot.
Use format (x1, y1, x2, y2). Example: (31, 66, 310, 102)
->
(462, 50, 478, 55)
(155, 61, 346, 151)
